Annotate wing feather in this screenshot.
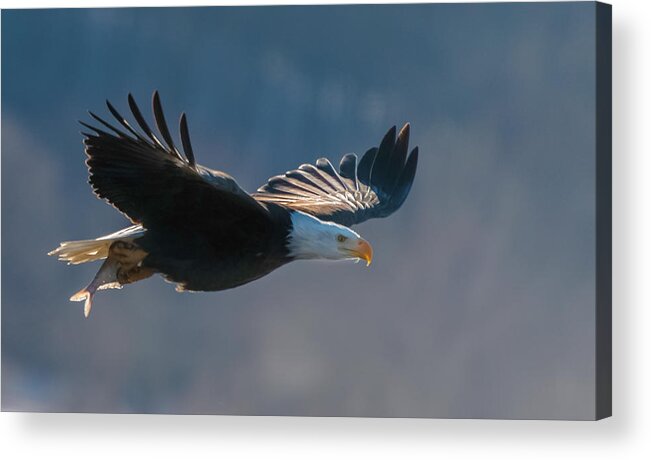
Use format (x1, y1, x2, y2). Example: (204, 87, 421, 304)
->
(105, 99, 148, 142)
(357, 147, 377, 186)
(152, 91, 182, 160)
(179, 113, 196, 167)
(128, 94, 161, 145)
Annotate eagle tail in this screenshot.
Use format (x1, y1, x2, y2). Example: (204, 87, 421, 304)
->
(48, 238, 111, 265)
(48, 225, 145, 265)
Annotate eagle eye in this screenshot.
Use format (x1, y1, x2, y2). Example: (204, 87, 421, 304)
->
(337, 234, 348, 243)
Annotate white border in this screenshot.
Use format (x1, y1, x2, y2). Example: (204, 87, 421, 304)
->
(2, 0, 650, 458)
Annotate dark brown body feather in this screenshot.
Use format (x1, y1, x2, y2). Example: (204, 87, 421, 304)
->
(137, 203, 292, 292)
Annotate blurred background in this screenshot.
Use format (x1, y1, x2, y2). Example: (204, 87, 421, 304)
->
(2, 3, 596, 419)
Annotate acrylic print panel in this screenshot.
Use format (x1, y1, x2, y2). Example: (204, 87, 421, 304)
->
(1, 2, 611, 420)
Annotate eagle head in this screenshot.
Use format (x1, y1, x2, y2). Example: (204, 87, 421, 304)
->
(286, 211, 373, 265)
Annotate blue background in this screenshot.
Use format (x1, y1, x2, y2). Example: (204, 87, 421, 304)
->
(2, 3, 597, 419)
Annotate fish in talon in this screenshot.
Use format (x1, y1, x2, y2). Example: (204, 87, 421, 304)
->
(68, 258, 122, 317)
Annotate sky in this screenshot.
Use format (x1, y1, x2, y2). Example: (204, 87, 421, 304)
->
(2, 3, 598, 419)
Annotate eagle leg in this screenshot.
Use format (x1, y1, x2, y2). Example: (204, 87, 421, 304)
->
(112, 240, 154, 284)
(117, 265, 155, 284)
(69, 240, 151, 318)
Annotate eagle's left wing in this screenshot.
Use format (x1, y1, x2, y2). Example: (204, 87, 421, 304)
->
(80, 92, 269, 231)
(252, 124, 418, 227)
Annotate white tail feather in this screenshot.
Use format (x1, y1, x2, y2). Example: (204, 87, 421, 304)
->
(48, 225, 145, 265)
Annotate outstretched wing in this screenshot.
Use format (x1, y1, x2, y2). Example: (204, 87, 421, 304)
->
(252, 124, 418, 227)
(81, 91, 269, 230)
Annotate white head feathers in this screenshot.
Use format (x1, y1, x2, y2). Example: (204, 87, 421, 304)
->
(286, 211, 362, 261)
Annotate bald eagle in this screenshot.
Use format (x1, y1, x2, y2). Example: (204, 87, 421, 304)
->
(49, 92, 419, 317)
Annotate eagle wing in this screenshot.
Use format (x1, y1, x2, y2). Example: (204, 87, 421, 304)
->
(81, 92, 269, 231)
(252, 124, 418, 227)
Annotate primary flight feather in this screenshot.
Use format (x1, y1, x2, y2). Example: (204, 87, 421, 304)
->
(50, 91, 419, 317)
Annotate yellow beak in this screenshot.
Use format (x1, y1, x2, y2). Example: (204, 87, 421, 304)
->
(347, 238, 374, 266)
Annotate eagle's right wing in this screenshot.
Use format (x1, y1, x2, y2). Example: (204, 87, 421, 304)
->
(253, 124, 418, 227)
(81, 92, 269, 231)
